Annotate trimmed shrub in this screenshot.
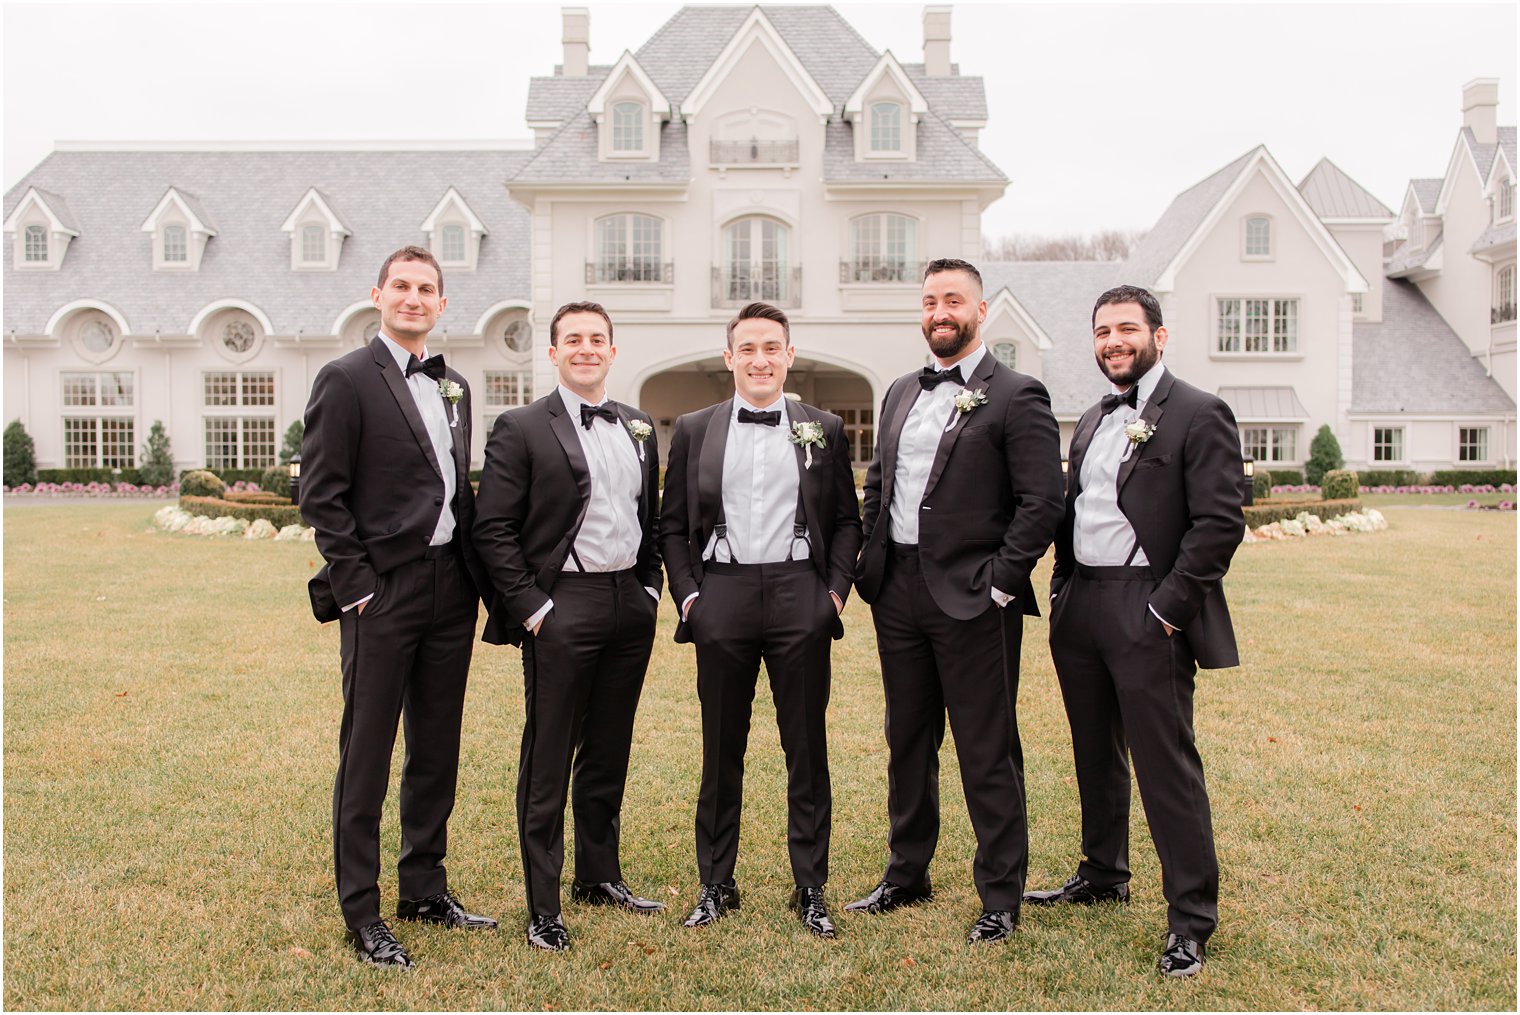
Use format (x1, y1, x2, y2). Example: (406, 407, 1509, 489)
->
(260, 464, 292, 499)
(1322, 470, 1359, 501)
(4, 420, 38, 487)
(279, 420, 305, 465)
(1305, 425, 1344, 486)
(180, 495, 303, 528)
(139, 420, 175, 487)
(1261, 466, 1303, 485)
(1431, 469, 1517, 487)
(1243, 498, 1361, 528)
(180, 470, 227, 498)
(225, 489, 290, 505)
(181, 467, 265, 485)
(37, 467, 145, 485)
(1251, 470, 1273, 501)
(1358, 469, 1421, 488)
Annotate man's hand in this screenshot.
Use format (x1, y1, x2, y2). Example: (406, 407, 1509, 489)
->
(681, 593, 698, 622)
(356, 600, 367, 616)
(1163, 622, 1175, 637)
(532, 618, 544, 636)
(830, 591, 843, 615)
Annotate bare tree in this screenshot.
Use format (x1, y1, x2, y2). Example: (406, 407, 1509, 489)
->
(984, 229, 1145, 262)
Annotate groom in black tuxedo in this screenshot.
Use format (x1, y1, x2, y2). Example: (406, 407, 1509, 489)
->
(1024, 285, 1242, 979)
(301, 245, 497, 968)
(659, 301, 861, 938)
(474, 301, 665, 952)
(847, 258, 1064, 944)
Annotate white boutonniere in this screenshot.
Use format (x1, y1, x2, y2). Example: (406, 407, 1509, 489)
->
(946, 388, 989, 431)
(626, 419, 652, 461)
(789, 420, 826, 469)
(438, 379, 464, 427)
(1124, 419, 1156, 447)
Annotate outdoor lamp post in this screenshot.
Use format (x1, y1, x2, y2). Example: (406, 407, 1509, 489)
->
(289, 454, 302, 506)
(1242, 456, 1255, 507)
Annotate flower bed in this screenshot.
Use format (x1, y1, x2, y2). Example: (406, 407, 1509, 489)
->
(1271, 483, 1515, 496)
(5, 480, 181, 496)
(154, 504, 315, 541)
(1242, 507, 1387, 544)
(1465, 500, 1515, 511)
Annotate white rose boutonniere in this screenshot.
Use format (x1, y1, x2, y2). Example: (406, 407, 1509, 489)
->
(789, 420, 826, 469)
(1124, 418, 1156, 447)
(626, 419, 653, 461)
(438, 379, 464, 427)
(946, 388, 989, 431)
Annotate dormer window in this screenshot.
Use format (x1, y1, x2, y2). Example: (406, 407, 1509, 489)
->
(587, 51, 670, 162)
(24, 225, 47, 262)
(1500, 179, 1514, 221)
(420, 187, 486, 271)
(163, 225, 188, 264)
(845, 52, 927, 162)
(140, 187, 216, 271)
(870, 103, 902, 152)
(280, 188, 349, 271)
(6, 187, 80, 271)
(1243, 216, 1273, 260)
(612, 101, 645, 152)
(301, 224, 326, 264)
(440, 224, 466, 264)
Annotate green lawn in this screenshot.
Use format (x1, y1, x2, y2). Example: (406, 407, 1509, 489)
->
(4, 504, 1515, 1010)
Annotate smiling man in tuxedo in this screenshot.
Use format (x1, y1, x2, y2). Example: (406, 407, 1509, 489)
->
(1023, 285, 1242, 979)
(473, 301, 665, 953)
(847, 258, 1064, 944)
(659, 301, 861, 938)
(300, 245, 497, 969)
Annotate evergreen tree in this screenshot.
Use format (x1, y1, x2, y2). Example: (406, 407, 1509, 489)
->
(1305, 424, 1344, 486)
(139, 420, 176, 487)
(280, 420, 304, 465)
(3, 419, 37, 487)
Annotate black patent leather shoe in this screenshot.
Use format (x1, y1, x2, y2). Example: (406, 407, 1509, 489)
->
(570, 879, 666, 914)
(967, 909, 1018, 944)
(1157, 933, 1205, 978)
(397, 889, 499, 929)
(843, 878, 933, 914)
(790, 886, 836, 939)
(348, 919, 413, 968)
(1022, 874, 1130, 907)
(682, 882, 740, 928)
(526, 913, 570, 952)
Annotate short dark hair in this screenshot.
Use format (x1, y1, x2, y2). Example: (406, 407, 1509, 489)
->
(549, 300, 613, 346)
(726, 302, 791, 348)
(1092, 285, 1163, 331)
(923, 257, 983, 292)
(377, 245, 444, 295)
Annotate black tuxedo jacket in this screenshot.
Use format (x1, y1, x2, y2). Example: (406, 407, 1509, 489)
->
(659, 398, 862, 644)
(474, 391, 662, 647)
(856, 350, 1065, 621)
(1052, 368, 1243, 669)
(300, 335, 490, 621)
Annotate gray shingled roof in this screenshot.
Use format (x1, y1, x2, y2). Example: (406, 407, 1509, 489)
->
(509, 112, 692, 184)
(904, 65, 987, 121)
(1385, 233, 1443, 276)
(525, 68, 610, 124)
(1470, 219, 1516, 254)
(1217, 386, 1309, 419)
(25, 185, 81, 232)
(1352, 278, 1514, 413)
(1120, 148, 1258, 288)
(2, 150, 532, 336)
(1501, 125, 1517, 177)
(1410, 178, 1443, 212)
(169, 188, 218, 233)
(821, 110, 1006, 183)
(1460, 126, 1510, 180)
(1298, 158, 1393, 220)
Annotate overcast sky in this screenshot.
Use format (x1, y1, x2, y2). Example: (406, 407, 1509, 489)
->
(4, 2, 1515, 238)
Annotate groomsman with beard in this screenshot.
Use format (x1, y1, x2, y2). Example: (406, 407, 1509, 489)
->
(474, 301, 665, 952)
(847, 258, 1065, 944)
(659, 302, 861, 938)
(301, 245, 497, 968)
(1023, 285, 1242, 979)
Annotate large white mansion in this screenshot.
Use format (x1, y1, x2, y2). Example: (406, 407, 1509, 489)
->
(4, 5, 1514, 475)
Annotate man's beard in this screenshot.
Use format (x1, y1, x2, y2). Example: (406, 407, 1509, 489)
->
(924, 318, 977, 360)
(1096, 334, 1160, 387)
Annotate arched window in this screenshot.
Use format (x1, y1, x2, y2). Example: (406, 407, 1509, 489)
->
(722, 217, 791, 304)
(1244, 216, 1271, 258)
(163, 224, 188, 263)
(224, 320, 256, 354)
(503, 318, 533, 353)
(23, 225, 47, 262)
(612, 101, 644, 152)
(992, 342, 1017, 370)
(870, 102, 902, 152)
(301, 224, 326, 263)
(847, 213, 917, 282)
(80, 319, 117, 354)
(594, 214, 664, 282)
(440, 224, 466, 263)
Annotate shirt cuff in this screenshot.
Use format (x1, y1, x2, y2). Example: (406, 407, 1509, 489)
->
(990, 585, 1014, 608)
(681, 592, 699, 620)
(644, 586, 659, 602)
(524, 599, 553, 632)
(1148, 604, 1176, 630)
(341, 593, 374, 613)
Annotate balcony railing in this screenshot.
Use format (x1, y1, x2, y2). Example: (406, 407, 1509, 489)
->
(839, 258, 926, 284)
(710, 138, 800, 165)
(1492, 302, 1516, 324)
(584, 261, 673, 285)
(711, 266, 802, 308)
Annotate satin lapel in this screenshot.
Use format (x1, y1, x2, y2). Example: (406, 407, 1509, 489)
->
(1116, 372, 1173, 494)
(1067, 407, 1103, 496)
(784, 400, 822, 547)
(547, 394, 594, 519)
(447, 373, 467, 490)
(923, 351, 995, 499)
(612, 402, 651, 516)
(879, 379, 918, 510)
(373, 338, 444, 482)
(697, 400, 733, 537)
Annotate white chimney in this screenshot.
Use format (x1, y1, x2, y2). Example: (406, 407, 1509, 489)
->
(1462, 78, 1499, 145)
(562, 7, 590, 77)
(923, 5, 951, 77)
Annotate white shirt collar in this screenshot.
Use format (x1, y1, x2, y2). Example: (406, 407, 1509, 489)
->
(557, 383, 609, 413)
(377, 331, 428, 372)
(936, 342, 987, 381)
(732, 392, 788, 417)
(1113, 360, 1167, 405)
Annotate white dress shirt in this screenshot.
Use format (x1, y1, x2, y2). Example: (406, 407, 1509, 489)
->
(702, 394, 809, 566)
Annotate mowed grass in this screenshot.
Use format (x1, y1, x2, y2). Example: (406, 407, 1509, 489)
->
(3, 503, 1514, 1010)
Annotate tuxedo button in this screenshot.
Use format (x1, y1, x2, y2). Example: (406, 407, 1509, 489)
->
(435, 496, 443, 506)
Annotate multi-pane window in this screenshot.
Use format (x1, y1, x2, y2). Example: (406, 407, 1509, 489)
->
(1500, 180, 1514, 220)
(440, 224, 466, 263)
(594, 214, 663, 282)
(1216, 298, 1299, 353)
(1240, 426, 1298, 463)
(723, 217, 790, 303)
(870, 102, 901, 152)
(503, 319, 532, 353)
(1244, 216, 1271, 257)
(1495, 265, 1516, 324)
(79, 319, 117, 355)
(612, 101, 644, 152)
(203, 371, 276, 469)
(301, 224, 325, 263)
(1459, 427, 1490, 462)
(1372, 426, 1404, 463)
(61, 372, 136, 468)
(163, 224, 188, 263)
(24, 225, 47, 262)
(834, 406, 876, 465)
(1351, 293, 1365, 316)
(992, 342, 1017, 370)
(847, 213, 917, 282)
(483, 370, 533, 434)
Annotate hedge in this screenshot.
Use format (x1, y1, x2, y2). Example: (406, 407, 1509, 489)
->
(1262, 466, 1304, 485)
(180, 495, 304, 528)
(224, 490, 291, 505)
(1357, 469, 1421, 487)
(1430, 469, 1517, 487)
(1322, 469, 1359, 501)
(178, 467, 266, 485)
(1251, 470, 1273, 500)
(1242, 498, 1362, 528)
(38, 467, 145, 485)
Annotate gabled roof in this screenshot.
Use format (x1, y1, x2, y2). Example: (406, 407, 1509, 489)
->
(679, 7, 833, 121)
(1385, 233, 1443, 277)
(1469, 219, 1516, 256)
(2, 186, 80, 235)
(525, 69, 610, 127)
(508, 113, 692, 186)
(1352, 279, 1515, 414)
(1120, 149, 1255, 289)
(844, 51, 928, 120)
(278, 187, 351, 236)
(139, 186, 217, 235)
(822, 109, 1005, 184)
(985, 287, 1055, 351)
(1298, 158, 1393, 221)
(587, 51, 671, 121)
(904, 65, 986, 122)
(419, 186, 488, 234)
(1458, 125, 1517, 182)
(1410, 178, 1443, 213)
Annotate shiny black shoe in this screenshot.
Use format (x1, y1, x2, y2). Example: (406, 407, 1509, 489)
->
(397, 889, 499, 929)
(1157, 933, 1205, 978)
(526, 913, 570, 952)
(790, 886, 837, 939)
(843, 878, 933, 914)
(1023, 874, 1130, 907)
(570, 879, 666, 914)
(682, 882, 740, 928)
(348, 919, 413, 968)
(967, 910, 1017, 944)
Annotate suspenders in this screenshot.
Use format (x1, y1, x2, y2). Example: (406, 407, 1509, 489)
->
(711, 491, 809, 563)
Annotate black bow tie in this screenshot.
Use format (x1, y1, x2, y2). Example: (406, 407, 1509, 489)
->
(580, 403, 618, 429)
(1100, 388, 1139, 416)
(918, 365, 964, 391)
(405, 353, 447, 381)
(737, 408, 781, 426)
